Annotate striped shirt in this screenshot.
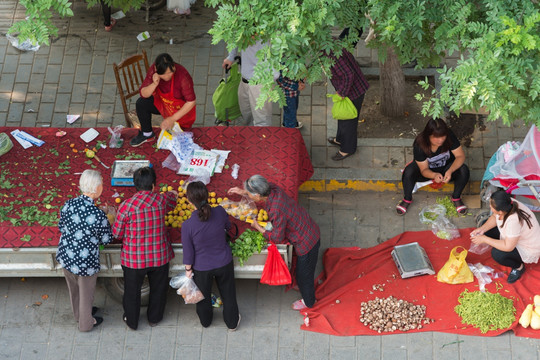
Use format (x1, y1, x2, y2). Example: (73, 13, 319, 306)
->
(263, 184, 320, 256)
(112, 191, 176, 269)
(329, 49, 369, 100)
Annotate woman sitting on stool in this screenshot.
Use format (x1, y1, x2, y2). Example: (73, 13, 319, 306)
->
(396, 118, 470, 215)
(470, 190, 540, 283)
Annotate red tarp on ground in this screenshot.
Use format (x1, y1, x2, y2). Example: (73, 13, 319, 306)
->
(302, 229, 540, 338)
(0, 126, 313, 248)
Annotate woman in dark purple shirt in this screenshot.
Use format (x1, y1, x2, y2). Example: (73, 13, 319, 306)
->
(181, 181, 240, 331)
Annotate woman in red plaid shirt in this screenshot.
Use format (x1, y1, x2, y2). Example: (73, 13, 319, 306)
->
(228, 175, 320, 311)
(112, 167, 177, 330)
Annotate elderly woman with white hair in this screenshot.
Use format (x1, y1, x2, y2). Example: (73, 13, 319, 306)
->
(228, 175, 321, 311)
(57, 169, 113, 331)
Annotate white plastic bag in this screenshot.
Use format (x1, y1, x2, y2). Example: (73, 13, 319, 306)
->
(107, 125, 124, 148)
(220, 196, 258, 222)
(6, 34, 40, 52)
(0, 133, 14, 157)
(469, 242, 491, 255)
(170, 132, 197, 165)
(419, 204, 446, 224)
(174, 274, 205, 304)
(186, 168, 211, 186)
(468, 263, 495, 292)
(162, 152, 181, 172)
(168, 0, 196, 14)
(170, 272, 188, 289)
(231, 163, 240, 179)
(431, 216, 460, 240)
(157, 123, 182, 150)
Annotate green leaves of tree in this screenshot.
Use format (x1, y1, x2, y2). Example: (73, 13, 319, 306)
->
(7, 0, 74, 46)
(208, 0, 539, 126)
(8, 0, 146, 46)
(368, 0, 539, 127)
(206, 0, 367, 107)
(420, 9, 540, 127)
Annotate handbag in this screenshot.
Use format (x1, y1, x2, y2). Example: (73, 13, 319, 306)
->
(212, 63, 242, 123)
(226, 222, 239, 243)
(260, 242, 292, 286)
(437, 246, 474, 284)
(327, 94, 358, 120)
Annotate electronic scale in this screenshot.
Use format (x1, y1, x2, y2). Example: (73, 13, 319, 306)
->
(391, 242, 435, 279)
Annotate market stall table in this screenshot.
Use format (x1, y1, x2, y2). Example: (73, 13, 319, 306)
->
(0, 126, 313, 248)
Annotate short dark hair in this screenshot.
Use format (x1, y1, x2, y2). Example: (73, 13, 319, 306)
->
(133, 166, 156, 191)
(155, 53, 175, 75)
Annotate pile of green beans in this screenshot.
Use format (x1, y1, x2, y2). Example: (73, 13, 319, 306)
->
(454, 289, 516, 333)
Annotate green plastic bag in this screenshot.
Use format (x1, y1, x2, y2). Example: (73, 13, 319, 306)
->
(327, 94, 358, 120)
(212, 63, 242, 122)
(0, 133, 13, 157)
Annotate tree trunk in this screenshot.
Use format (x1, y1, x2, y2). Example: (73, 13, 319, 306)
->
(379, 46, 406, 117)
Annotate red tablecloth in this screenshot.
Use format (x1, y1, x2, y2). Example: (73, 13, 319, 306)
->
(302, 229, 540, 338)
(0, 126, 313, 248)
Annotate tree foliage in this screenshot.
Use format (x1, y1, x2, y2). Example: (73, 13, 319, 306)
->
(9, 0, 539, 126)
(8, 0, 145, 47)
(367, 0, 540, 127)
(205, 0, 369, 107)
(208, 0, 540, 127)
(417, 10, 540, 127)
(8, 0, 74, 46)
(85, 0, 145, 13)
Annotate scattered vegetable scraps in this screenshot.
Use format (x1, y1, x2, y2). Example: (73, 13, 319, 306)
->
(436, 196, 459, 218)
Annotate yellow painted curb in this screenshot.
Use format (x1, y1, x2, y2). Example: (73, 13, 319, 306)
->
(300, 180, 482, 193)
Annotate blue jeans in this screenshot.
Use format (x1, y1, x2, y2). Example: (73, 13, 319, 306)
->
(283, 95, 299, 128)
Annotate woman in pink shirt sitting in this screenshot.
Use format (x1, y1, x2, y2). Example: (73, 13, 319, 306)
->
(470, 189, 540, 283)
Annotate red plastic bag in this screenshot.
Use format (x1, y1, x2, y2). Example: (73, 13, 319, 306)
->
(429, 181, 444, 189)
(260, 242, 291, 286)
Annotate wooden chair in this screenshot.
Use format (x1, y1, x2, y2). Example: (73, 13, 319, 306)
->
(113, 50, 150, 128)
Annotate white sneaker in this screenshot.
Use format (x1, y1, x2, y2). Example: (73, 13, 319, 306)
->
(291, 299, 307, 310)
(228, 314, 241, 332)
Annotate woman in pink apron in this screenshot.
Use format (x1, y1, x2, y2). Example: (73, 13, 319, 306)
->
(131, 53, 196, 147)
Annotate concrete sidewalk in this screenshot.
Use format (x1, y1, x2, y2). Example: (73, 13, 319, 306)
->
(0, 1, 531, 189)
(1, 2, 539, 359)
(1, 192, 539, 360)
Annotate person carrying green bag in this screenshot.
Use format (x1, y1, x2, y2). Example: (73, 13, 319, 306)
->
(327, 94, 358, 120)
(327, 48, 369, 161)
(222, 41, 279, 126)
(212, 63, 242, 125)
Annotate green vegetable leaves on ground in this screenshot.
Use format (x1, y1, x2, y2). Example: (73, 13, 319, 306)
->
(437, 196, 460, 218)
(0, 172, 16, 190)
(229, 229, 267, 266)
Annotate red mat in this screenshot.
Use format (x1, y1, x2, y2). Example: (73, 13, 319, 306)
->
(302, 229, 540, 338)
(0, 126, 313, 248)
